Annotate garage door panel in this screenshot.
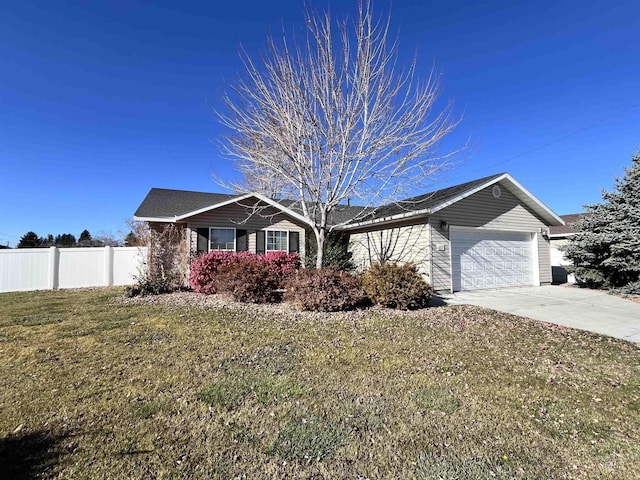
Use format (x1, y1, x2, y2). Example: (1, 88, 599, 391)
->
(451, 229, 534, 291)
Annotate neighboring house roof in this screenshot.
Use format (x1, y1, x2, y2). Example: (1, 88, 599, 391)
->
(549, 213, 584, 237)
(134, 172, 564, 229)
(342, 172, 564, 229)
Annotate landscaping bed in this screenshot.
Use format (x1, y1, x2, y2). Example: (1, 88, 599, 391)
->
(1, 288, 639, 479)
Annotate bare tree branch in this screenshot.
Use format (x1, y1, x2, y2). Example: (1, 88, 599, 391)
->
(218, 0, 463, 267)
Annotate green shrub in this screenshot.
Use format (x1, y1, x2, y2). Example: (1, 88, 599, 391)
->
(216, 256, 282, 303)
(305, 232, 355, 271)
(284, 268, 369, 312)
(362, 262, 432, 310)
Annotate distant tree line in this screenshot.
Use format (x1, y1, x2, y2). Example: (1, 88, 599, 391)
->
(16, 229, 133, 248)
(12, 220, 148, 249)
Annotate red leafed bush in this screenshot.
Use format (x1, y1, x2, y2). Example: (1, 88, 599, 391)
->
(263, 251, 301, 283)
(284, 268, 369, 312)
(189, 251, 247, 294)
(189, 251, 300, 295)
(217, 256, 282, 303)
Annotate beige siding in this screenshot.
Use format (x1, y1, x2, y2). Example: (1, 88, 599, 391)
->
(429, 182, 552, 290)
(429, 220, 451, 291)
(538, 234, 551, 284)
(348, 218, 431, 278)
(186, 203, 308, 260)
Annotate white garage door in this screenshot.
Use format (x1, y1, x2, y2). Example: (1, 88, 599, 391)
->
(451, 229, 534, 291)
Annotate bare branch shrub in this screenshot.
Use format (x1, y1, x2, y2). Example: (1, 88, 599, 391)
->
(128, 224, 188, 296)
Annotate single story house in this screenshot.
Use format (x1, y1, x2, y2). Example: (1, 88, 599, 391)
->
(549, 213, 583, 284)
(134, 172, 564, 292)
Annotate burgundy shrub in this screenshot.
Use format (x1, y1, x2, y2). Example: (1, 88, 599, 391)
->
(217, 256, 282, 303)
(190, 250, 300, 295)
(284, 268, 369, 312)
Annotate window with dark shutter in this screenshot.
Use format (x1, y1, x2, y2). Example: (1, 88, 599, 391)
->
(289, 231, 300, 253)
(196, 228, 209, 254)
(236, 229, 248, 251)
(256, 230, 265, 254)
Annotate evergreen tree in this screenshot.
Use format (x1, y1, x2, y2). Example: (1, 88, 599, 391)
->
(124, 231, 140, 247)
(17, 231, 42, 248)
(54, 233, 77, 247)
(79, 229, 92, 246)
(42, 234, 54, 247)
(564, 150, 640, 292)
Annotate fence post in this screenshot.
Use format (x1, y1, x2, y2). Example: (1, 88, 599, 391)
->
(104, 246, 114, 287)
(48, 246, 59, 290)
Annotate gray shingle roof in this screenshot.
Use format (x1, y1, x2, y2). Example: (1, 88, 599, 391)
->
(134, 173, 513, 226)
(134, 188, 237, 219)
(359, 173, 506, 222)
(550, 213, 584, 236)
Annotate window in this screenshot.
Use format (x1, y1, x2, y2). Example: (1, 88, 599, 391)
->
(209, 227, 235, 251)
(266, 230, 288, 252)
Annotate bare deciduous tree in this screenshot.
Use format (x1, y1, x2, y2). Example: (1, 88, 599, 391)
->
(219, 0, 461, 267)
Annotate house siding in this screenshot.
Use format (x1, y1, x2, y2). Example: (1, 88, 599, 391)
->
(347, 218, 431, 278)
(186, 203, 308, 260)
(429, 182, 551, 291)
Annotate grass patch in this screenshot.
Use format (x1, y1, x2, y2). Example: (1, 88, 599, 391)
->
(415, 384, 461, 414)
(0, 288, 639, 478)
(198, 374, 308, 410)
(268, 414, 352, 464)
(132, 400, 165, 420)
(415, 453, 521, 480)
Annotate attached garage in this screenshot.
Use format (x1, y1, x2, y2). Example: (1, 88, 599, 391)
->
(340, 173, 565, 293)
(450, 228, 537, 291)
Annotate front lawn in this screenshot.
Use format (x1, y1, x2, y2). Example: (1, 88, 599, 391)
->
(0, 289, 638, 479)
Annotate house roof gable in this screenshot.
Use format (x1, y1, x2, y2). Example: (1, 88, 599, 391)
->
(341, 173, 564, 229)
(134, 188, 313, 227)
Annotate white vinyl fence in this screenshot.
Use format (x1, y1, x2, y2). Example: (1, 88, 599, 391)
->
(0, 246, 148, 293)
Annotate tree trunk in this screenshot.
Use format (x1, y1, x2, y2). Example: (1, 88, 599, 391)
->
(315, 228, 326, 269)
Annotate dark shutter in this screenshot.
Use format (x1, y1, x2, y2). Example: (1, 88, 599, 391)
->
(256, 230, 265, 255)
(289, 231, 300, 253)
(236, 229, 248, 252)
(197, 228, 209, 254)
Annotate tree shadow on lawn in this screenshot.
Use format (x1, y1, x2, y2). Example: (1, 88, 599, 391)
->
(0, 430, 69, 480)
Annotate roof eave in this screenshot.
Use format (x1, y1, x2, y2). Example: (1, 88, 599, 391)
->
(133, 215, 178, 223)
(339, 209, 430, 231)
(549, 232, 577, 239)
(499, 174, 565, 226)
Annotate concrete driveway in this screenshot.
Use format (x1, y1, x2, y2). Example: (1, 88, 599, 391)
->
(441, 286, 640, 343)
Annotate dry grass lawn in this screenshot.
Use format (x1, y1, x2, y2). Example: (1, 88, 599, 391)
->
(0, 288, 638, 479)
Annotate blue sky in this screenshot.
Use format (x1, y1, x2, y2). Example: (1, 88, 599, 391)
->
(1, 0, 638, 247)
